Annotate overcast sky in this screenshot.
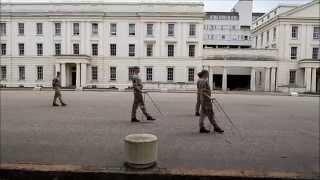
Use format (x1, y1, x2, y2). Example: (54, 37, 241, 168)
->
(1, 0, 313, 13)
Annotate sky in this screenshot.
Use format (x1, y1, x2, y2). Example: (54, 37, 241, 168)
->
(1, 0, 313, 13)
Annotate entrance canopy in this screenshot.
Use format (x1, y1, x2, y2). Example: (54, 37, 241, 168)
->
(54, 55, 91, 64)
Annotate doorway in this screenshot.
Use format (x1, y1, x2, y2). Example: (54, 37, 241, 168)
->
(227, 75, 250, 91)
(212, 74, 222, 90)
(71, 71, 76, 86)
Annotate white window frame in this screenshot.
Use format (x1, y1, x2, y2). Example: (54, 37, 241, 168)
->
(128, 67, 136, 81)
(188, 44, 195, 57)
(73, 23, 80, 36)
(290, 46, 298, 60)
(36, 23, 43, 35)
(146, 24, 153, 36)
(18, 23, 24, 35)
(91, 66, 98, 81)
(37, 43, 43, 56)
(110, 66, 117, 81)
(18, 66, 25, 80)
(92, 43, 98, 56)
(55, 43, 61, 55)
(167, 44, 174, 57)
(92, 23, 98, 35)
(0, 66, 7, 80)
(73, 43, 80, 55)
(36, 66, 43, 81)
(129, 44, 135, 57)
(189, 24, 196, 36)
(18, 43, 24, 56)
(110, 44, 117, 56)
(129, 23, 135, 36)
(146, 67, 153, 81)
(54, 23, 61, 36)
(167, 67, 174, 82)
(168, 23, 175, 37)
(110, 23, 117, 36)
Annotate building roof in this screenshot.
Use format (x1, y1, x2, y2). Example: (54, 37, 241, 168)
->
(252, 12, 264, 17)
(206, 12, 239, 16)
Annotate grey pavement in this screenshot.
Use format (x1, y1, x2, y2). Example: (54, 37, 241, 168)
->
(0, 91, 319, 176)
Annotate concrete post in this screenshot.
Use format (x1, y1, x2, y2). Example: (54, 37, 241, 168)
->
(61, 63, 66, 87)
(222, 67, 227, 91)
(76, 63, 81, 88)
(264, 67, 270, 91)
(250, 67, 256, 92)
(305, 67, 312, 92)
(311, 68, 317, 93)
(81, 63, 87, 87)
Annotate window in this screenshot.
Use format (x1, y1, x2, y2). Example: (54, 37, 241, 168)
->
(110, 23, 117, 36)
(92, 43, 98, 56)
(0, 66, 6, 80)
(110, 66, 117, 81)
(55, 23, 61, 35)
(167, 67, 174, 81)
(291, 26, 298, 39)
(290, 47, 297, 60)
(266, 31, 270, 43)
(146, 44, 153, 57)
(18, 66, 25, 80)
(37, 43, 43, 56)
(289, 70, 296, 84)
(36, 23, 43, 35)
(313, 27, 320, 39)
(312, 47, 319, 59)
(73, 23, 79, 35)
(168, 24, 175, 36)
(188, 68, 195, 82)
(128, 67, 136, 81)
(189, 24, 196, 36)
(92, 23, 98, 35)
(18, 23, 24, 35)
(55, 43, 61, 55)
(1, 43, 6, 55)
(273, 27, 277, 41)
(18, 43, 24, 56)
(168, 44, 174, 57)
(188, 44, 195, 57)
(147, 24, 153, 36)
(129, 44, 135, 57)
(110, 44, 116, 56)
(91, 66, 98, 81)
(0, 23, 6, 35)
(37, 66, 43, 81)
(129, 24, 135, 36)
(146, 67, 153, 81)
(73, 43, 79, 55)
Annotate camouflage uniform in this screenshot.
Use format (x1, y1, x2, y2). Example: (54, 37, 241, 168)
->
(131, 74, 150, 119)
(198, 78, 218, 129)
(195, 79, 201, 114)
(52, 77, 66, 105)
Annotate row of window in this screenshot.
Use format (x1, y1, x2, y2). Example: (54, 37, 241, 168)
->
(0, 66, 196, 83)
(0, 43, 197, 57)
(0, 22, 197, 37)
(290, 47, 319, 60)
(204, 25, 241, 31)
(0, 66, 43, 81)
(206, 34, 249, 41)
(207, 15, 239, 21)
(90, 66, 196, 82)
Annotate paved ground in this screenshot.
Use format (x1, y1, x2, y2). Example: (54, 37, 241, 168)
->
(0, 91, 319, 176)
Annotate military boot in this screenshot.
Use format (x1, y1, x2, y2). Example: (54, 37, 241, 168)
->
(200, 127, 210, 133)
(131, 118, 140, 123)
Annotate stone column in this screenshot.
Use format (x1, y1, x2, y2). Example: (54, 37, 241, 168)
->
(305, 67, 312, 92)
(264, 67, 270, 91)
(311, 68, 317, 93)
(55, 64, 60, 77)
(222, 67, 227, 91)
(270, 67, 276, 92)
(81, 63, 87, 87)
(61, 63, 66, 87)
(76, 63, 81, 88)
(250, 67, 256, 92)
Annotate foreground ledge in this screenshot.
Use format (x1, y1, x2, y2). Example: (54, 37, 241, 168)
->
(0, 163, 318, 180)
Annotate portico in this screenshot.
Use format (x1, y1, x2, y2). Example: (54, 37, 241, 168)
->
(54, 55, 91, 88)
(299, 60, 320, 93)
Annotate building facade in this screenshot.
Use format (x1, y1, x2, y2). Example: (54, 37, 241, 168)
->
(252, 0, 320, 93)
(0, 0, 319, 93)
(0, 1, 204, 90)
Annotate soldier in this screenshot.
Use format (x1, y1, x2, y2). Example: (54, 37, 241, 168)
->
(195, 72, 202, 116)
(198, 70, 223, 134)
(52, 72, 67, 107)
(131, 66, 155, 122)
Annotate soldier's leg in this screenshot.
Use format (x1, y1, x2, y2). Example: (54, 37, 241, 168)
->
(53, 91, 59, 105)
(195, 94, 201, 115)
(131, 100, 139, 119)
(199, 109, 210, 133)
(208, 109, 223, 133)
(57, 91, 66, 105)
(139, 101, 150, 117)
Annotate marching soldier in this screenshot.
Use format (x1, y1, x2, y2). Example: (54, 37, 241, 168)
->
(198, 70, 223, 134)
(195, 72, 202, 116)
(52, 72, 67, 107)
(131, 66, 155, 122)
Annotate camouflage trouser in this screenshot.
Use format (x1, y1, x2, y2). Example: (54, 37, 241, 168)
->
(199, 103, 218, 129)
(131, 93, 149, 119)
(53, 89, 65, 105)
(195, 93, 201, 113)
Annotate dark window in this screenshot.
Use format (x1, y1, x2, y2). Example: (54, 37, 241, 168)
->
(73, 43, 79, 55)
(92, 23, 98, 35)
(37, 66, 43, 80)
(291, 26, 298, 39)
(18, 43, 24, 56)
(168, 44, 174, 57)
(0, 23, 6, 35)
(1, 43, 6, 55)
(188, 68, 195, 82)
(110, 67, 116, 81)
(110, 44, 116, 56)
(290, 47, 297, 60)
(289, 70, 296, 84)
(36, 23, 43, 35)
(168, 24, 175, 36)
(91, 66, 98, 81)
(129, 44, 135, 57)
(92, 44, 98, 56)
(147, 24, 153, 36)
(146, 44, 153, 57)
(37, 43, 43, 56)
(55, 23, 61, 35)
(19, 66, 25, 80)
(189, 24, 196, 36)
(55, 43, 61, 55)
(146, 67, 153, 81)
(18, 23, 24, 35)
(129, 24, 135, 36)
(0, 66, 6, 80)
(128, 67, 136, 81)
(313, 27, 320, 39)
(188, 44, 195, 57)
(167, 67, 174, 81)
(73, 23, 80, 35)
(110, 23, 117, 36)
(312, 47, 319, 59)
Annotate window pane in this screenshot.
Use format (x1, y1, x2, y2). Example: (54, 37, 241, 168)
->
(188, 44, 195, 57)
(1, 66, 7, 80)
(129, 24, 135, 35)
(19, 43, 24, 56)
(37, 43, 43, 56)
(92, 66, 98, 81)
(168, 44, 174, 57)
(167, 67, 174, 81)
(110, 44, 116, 56)
(312, 48, 319, 59)
(188, 68, 195, 82)
(37, 66, 43, 80)
(129, 44, 135, 57)
(92, 44, 98, 56)
(92, 23, 98, 34)
(55, 43, 61, 55)
(147, 24, 153, 36)
(73, 23, 79, 35)
(146, 44, 153, 57)
(168, 24, 175, 36)
(19, 66, 25, 80)
(36, 23, 43, 35)
(1, 43, 6, 55)
(290, 47, 297, 60)
(73, 43, 79, 55)
(55, 23, 61, 35)
(110, 67, 117, 81)
(146, 67, 153, 81)
(110, 23, 117, 35)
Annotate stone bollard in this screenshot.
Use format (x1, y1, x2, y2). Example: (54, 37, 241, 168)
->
(124, 134, 158, 169)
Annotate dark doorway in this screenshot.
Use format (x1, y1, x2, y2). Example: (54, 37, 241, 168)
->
(71, 71, 76, 86)
(212, 74, 222, 90)
(227, 75, 250, 91)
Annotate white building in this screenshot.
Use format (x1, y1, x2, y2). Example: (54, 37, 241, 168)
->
(0, 0, 204, 90)
(0, 0, 319, 93)
(252, 0, 320, 93)
(204, 0, 264, 49)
